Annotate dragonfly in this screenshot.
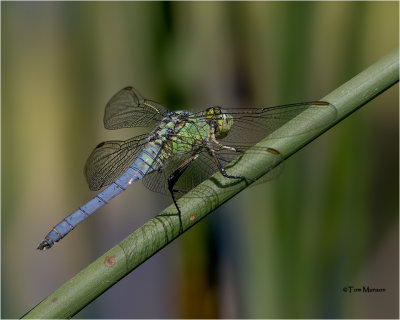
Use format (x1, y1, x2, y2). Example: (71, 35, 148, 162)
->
(38, 86, 336, 250)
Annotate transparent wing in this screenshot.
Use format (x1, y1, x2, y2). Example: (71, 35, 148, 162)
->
(143, 150, 219, 197)
(193, 101, 337, 147)
(84, 134, 149, 191)
(104, 86, 169, 130)
(143, 144, 282, 197)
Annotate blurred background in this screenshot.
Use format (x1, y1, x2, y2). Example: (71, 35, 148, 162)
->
(2, 2, 398, 318)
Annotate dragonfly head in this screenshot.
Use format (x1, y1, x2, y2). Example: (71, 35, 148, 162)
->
(206, 107, 234, 139)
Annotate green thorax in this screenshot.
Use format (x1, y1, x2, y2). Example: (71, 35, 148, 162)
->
(150, 111, 210, 157)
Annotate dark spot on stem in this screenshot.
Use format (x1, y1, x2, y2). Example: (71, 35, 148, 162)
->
(105, 256, 116, 267)
(313, 101, 330, 106)
(266, 148, 280, 155)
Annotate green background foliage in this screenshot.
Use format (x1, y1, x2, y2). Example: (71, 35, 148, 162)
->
(2, 2, 398, 318)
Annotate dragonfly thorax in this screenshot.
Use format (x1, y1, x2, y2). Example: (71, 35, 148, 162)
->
(149, 111, 209, 156)
(206, 107, 234, 139)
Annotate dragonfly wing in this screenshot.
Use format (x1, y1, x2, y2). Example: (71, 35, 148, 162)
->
(203, 102, 335, 185)
(172, 152, 220, 196)
(104, 86, 169, 129)
(84, 133, 149, 191)
(196, 102, 337, 147)
(142, 149, 219, 197)
(143, 146, 283, 199)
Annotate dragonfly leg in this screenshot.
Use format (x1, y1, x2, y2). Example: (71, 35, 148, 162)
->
(167, 153, 200, 233)
(208, 129, 256, 181)
(208, 147, 255, 183)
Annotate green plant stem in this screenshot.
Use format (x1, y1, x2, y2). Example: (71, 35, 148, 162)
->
(22, 48, 398, 319)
